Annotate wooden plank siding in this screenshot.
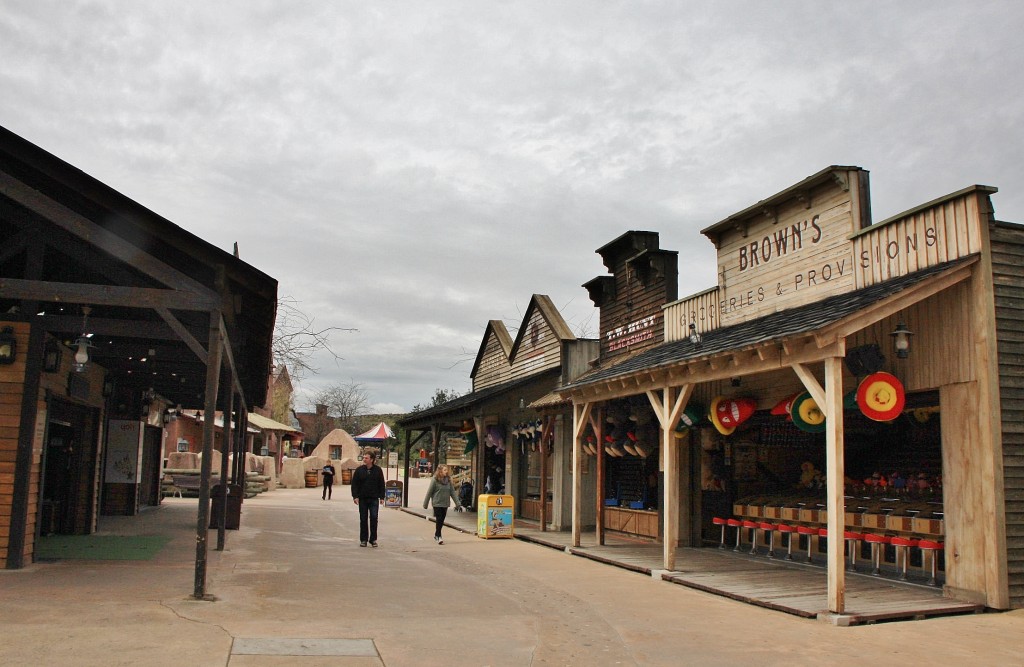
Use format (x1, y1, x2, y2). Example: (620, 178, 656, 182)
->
(0, 321, 28, 563)
(707, 175, 862, 328)
(508, 306, 563, 380)
(472, 321, 514, 390)
(852, 187, 990, 290)
(992, 222, 1024, 608)
(664, 287, 720, 343)
(600, 258, 675, 362)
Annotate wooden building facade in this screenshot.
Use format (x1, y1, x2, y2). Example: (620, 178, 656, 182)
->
(0, 126, 276, 598)
(560, 166, 1023, 612)
(397, 294, 598, 530)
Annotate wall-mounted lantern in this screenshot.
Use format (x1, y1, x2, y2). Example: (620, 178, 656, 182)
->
(890, 322, 914, 359)
(0, 327, 17, 365)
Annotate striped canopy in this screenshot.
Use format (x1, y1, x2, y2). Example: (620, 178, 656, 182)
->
(353, 422, 395, 441)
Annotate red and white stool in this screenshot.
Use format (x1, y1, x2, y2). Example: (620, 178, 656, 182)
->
(843, 531, 866, 572)
(742, 520, 760, 555)
(759, 522, 776, 558)
(797, 525, 818, 563)
(777, 524, 797, 561)
(728, 518, 743, 551)
(863, 533, 891, 576)
(917, 539, 945, 586)
(889, 536, 918, 581)
(712, 517, 729, 549)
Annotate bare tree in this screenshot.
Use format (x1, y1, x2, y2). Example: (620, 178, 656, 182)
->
(311, 381, 370, 428)
(273, 296, 354, 382)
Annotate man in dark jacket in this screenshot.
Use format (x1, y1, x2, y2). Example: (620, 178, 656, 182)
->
(351, 451, 386, 547)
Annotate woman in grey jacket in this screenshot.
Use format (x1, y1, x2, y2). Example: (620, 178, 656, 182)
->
(423, 465, 461, 544)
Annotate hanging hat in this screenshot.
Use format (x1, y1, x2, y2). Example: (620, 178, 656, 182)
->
(716, 397, 756, 431)
(708, 396, 734, 435)
(770, 393, 799, 416)
(709, 396, 756, 436)
(620, 431, 638, 456)
(856, 372, 906, 422)
(674, 403, 705, 436)
(790, 392, 826, 433)
(843, 390, 859, 410)
(463, 430, 478, 454)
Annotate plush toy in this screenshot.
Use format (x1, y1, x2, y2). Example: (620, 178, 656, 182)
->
(799, 461, 820, 488)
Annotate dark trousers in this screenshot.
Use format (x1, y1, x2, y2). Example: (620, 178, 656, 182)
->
(433, 507, 448, 538)
(322, 480, 333, 499)
(358, 498, 380, 543)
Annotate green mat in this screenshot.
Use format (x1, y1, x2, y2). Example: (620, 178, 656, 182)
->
(36, 534, 172, 561)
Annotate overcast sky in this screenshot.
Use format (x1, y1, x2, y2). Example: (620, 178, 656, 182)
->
(3, 2, 1022, 414)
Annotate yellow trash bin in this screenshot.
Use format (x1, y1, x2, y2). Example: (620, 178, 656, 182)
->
(477, 494, 514, 538)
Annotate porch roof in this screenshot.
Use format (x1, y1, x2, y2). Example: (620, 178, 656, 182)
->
(559, 255, 976, 399)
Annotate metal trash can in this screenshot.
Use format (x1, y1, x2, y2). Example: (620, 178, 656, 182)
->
(477, 494, 514, 538)
(210, 483, 242, 529)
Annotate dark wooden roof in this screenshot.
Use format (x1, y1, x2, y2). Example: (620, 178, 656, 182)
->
(0, 125, 277, 409)
(561, 256, 975, 393)
(398, 368, 560, 430)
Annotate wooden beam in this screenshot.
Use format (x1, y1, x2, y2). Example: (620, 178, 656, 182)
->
(156, 307, 208, 364)
(0, 277, 220, 311)
(0, 170, 219, 299)
(792, 362, 826, 412)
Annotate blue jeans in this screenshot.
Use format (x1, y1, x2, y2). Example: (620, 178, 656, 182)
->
(358, 498, 380, 543)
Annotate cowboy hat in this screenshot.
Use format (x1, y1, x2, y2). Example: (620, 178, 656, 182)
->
(856, 372, 906, 421)
(790, 392, 826, 433)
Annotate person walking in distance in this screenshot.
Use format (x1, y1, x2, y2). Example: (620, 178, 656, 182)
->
(321, 460, 336, 500)
(351, 451, 385, 547)
(423, 464, 462, 544)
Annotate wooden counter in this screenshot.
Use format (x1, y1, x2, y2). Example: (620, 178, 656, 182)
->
(733, 496, 944, 537)
(603, 506, 658, 539)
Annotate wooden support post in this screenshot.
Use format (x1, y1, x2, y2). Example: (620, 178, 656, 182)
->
(647, 384, 692, 572)
(824, 355, 846, 613)
(215, 381, 234, 551)
(571, 401, 592, 547)
(193, 315, 223, 600)
(593, 408, 605, 546)
(539, 415, 553, 532)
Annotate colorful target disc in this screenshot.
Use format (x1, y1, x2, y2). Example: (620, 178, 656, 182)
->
(856, 372, 906, 422)
(790, 392, 826, 433)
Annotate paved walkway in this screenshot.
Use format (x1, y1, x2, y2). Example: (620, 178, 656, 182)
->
(1, 482, 1022, 666)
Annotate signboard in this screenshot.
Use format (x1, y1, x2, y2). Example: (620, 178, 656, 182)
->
(388, 452, 398, 467)
(384, 480, 403, 508)
(445, 434, 471, 467)
(106, 420, 143, 484)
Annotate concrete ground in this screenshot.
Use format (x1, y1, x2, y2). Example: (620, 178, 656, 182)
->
(1, 477, 1022, 666)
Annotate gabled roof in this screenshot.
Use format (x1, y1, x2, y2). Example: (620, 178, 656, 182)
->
(508, 294, 575, 361)
(561, 255, 976, 395)
(470, 319, 514, 379)
(398, 368, 560, 427)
